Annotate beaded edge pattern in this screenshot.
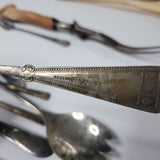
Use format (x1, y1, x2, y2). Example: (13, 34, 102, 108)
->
(32, 66, 160, 113)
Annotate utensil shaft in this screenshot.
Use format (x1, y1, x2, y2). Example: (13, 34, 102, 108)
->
(0, 64, 160, 113)
(0, 82, 50, 100)
(0, 101, 44, 125)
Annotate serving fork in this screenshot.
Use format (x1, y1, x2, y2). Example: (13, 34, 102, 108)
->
(1, 4, 160, 53)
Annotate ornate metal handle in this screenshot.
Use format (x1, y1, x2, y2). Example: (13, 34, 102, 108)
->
(0, 64, 159, 113)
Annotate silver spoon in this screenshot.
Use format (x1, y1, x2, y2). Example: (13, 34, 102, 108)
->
(0, 121, 53, 157)
(0, 82, 118, 159)
(0, 101, 115, 160)
(2, 88, 116, 160)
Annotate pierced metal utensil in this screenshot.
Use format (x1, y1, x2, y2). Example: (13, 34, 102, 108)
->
(0, 121, 53, 157)
(0, 18, 70, 47)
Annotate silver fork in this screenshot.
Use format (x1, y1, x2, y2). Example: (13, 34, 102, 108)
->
(2, 5, 160, 53)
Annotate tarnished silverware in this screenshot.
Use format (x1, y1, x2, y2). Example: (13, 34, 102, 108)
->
(1, 75, 26, 87)
(1, 4, 160, 53)
(0, 101, 43, 125)
(0, 64, 159, 113)
(0, 121, 53, 157)
(0, 82, 118, 159)
(0, 96, 116, 160)
(0, 81, 50, 100)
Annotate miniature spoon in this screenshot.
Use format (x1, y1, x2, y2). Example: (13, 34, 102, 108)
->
(0, 121, 53, 157)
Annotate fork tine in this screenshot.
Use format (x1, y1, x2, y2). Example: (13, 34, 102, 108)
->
(115, 44, 160, 54)
(99, 33, 160, 53)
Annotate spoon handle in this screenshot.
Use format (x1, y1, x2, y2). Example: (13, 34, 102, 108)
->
(0, 64, 160, 113)
(0, 121, 53, 157)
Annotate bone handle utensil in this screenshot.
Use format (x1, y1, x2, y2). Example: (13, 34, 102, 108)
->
(2, 5, 160, 53)
(0, 64, 159, 113)
(0, 121, 53, 157)
(0, 81, 50, 100)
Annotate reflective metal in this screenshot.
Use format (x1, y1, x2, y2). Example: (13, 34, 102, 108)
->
(65, 21, 160, 53)
(2, 75, 26, 87)
(0, 94, 117, 160)
(0, 121, 53, 157)
(0, 81, 50, 100)
(0, 101, 43, 125)
(0, 64, 159, 113)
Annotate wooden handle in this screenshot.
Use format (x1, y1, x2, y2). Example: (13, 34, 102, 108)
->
(64, 0, 160, 17)
(2, 5, 55, 30)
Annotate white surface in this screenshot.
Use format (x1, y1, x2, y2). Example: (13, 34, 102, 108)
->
(0, 0, 160, 160)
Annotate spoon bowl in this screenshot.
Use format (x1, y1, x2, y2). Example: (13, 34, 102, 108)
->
(44, 111, 114, 159)
(0, 87, 117, 160)
(17, 92, 117, 160)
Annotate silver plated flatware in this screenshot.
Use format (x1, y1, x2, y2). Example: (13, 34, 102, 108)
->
(0, 121, 53, 157)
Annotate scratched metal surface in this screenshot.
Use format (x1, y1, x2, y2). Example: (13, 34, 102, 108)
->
(0, 0, 160, 160)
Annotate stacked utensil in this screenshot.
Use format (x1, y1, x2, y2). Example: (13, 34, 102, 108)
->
(0, 75, 117, 160)
(0, 2, 159, 160)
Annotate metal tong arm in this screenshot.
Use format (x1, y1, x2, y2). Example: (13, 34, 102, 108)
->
(0, 64, 160, 113)
(0, 101, 43, 125)
(0, 81, 50, 100)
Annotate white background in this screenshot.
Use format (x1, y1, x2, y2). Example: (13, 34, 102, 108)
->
(0, 0, 160, 160)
